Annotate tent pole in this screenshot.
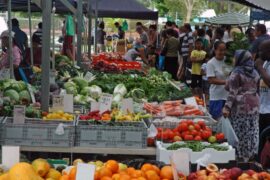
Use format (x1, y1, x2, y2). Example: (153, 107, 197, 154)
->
(94, 0, 98, 54)
(41, 0, 52, 112)
(76, 0, 83, 67)
(88, 0, 92, 57)
(8, 0, 13, 79)
(52, 3, 56, 70)
(28, 0, 34, 67)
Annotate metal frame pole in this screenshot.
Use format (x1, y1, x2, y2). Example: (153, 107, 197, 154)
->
(52, 2, 56, 70)
(94, 0, 98, 54)
(8, 0, 13, 78)
(76, 0, 83, 67)
(28, 0, 34, 66)
(41, 0, 52, 112)
(88, 0, 92, 57)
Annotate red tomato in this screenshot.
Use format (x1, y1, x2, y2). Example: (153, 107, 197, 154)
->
(215, 133, 225, 140)
(157, 128, 163, 132)
(179, 122, 188, 132)
(205, 126, 212, 132)
(202, 131, 212, 140)
(166, 130, 175, 139)
(198, 121, 206, 128)
(190, 130, 199, 136)
(174, 131, 181, 137)
(184, 134, 194, 141)
(161, 132, 169, 140)
(156, 132, 162, 140)
(194, 136, 202, 141)
(186, 120, 194, 126)
(147, 138, 155, 146)
(173, 128, 178, 133)
(194, 124, 201, 131)
(181, 131, 189, 139)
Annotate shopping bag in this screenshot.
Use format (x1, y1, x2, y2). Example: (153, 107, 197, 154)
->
(158, 55, 165, 70)
(218, 117, 239, 147)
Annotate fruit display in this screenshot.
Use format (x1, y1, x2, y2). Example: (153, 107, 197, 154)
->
(188, 163, 270, 180)
(144, 100, 204, 116)
(155, 120, 224, 143)
(42, 111, 74, 121)
(79, 109, 152, 121)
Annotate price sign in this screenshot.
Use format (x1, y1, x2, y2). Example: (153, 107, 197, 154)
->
(0, 68, 10, 80)
(99, 93, 113, 114)
(170, 151, 190, 177)
(64, 94, 73, 113)
(27, 84, 36, 103)
(52, 95, 64, 111)
(84, 72, 94, 82)
(76, 163, 95, 180)
(184, 97, 198, 108)
(90, 101, 100, 112)
(2, 146, 20, 169)
(121, 98, 134, 113)
(13, 105, 25, 124)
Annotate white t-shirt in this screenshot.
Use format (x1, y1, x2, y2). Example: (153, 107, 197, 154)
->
(206, 57, 229, 101)
(259, 61, 270, 114)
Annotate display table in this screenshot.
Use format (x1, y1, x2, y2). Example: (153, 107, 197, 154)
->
(20, 147, 156, 156)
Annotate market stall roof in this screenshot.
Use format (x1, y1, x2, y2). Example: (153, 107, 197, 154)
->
(0, 0, 78, 14)
(250, 8, 270, 21)
(205, 12, 250, 26)
(230, 0, 270, 11)
(89, 0, 158, 20)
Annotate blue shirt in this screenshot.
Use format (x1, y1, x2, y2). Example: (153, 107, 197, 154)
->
(12, 26, 28, 54)
(250, 34, 270, 55)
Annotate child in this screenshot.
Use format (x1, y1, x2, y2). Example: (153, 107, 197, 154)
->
(190, 38, 207, 95)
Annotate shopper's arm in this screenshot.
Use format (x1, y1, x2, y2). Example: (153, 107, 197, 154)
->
(257, 62, 270, 87)
(208, 77, 226, 85)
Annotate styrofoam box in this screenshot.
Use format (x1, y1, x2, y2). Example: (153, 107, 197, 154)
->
(156, 141, 235, 164)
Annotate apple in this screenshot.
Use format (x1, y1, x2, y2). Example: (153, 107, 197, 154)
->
(173, 135, 182, 142)
(206, 164, 219, 173)
(197, 175, 208, 180)
(206, 175, 216, 180)
(229, 167, 242, 180)
(246, 170, 256, 176)
(197, 170, 207, 176)
(208, 136, 217, 143)
(187, 172, 197, 180)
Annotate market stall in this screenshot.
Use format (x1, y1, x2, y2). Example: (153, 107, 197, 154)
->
(205, 12, 250, 26)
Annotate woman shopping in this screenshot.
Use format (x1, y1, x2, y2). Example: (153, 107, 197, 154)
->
(223, 50, 260, 162)
(206, 41, 228, 120)
(161, 29, 179, 80)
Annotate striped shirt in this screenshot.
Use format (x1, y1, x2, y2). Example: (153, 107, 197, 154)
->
(181, 32, 193, 57)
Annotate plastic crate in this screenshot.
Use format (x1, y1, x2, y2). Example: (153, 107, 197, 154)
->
(152, 116, 217, 129)
(75, 120, 148, 148)
(1, 117, 75, 147)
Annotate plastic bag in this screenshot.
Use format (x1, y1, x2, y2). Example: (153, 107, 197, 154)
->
(218, 117, 239, 147)
(55, 123, 66, 135)
(158, 55, 165, 70)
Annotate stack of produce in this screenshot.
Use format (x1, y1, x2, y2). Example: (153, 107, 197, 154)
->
(79, 109, 151, 121)
(42, 111, 74, 121)
(144, 100, 204, 116)
(155, 120, 224, 143)
(92, 52, 141, 71)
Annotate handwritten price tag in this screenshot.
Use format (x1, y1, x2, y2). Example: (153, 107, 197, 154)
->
(13, 105, 26, 124)
(99, 93, 113, 114)
(0, 68, 10, 80)
(84, 72, 94, 82)
(52, 95, 64, 112)
(76, 163, 95, 180)
(121, 98, 134, 113)
(2, 146, 20, 169)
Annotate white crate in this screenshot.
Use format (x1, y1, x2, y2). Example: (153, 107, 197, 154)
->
(156, 141, 235, 164)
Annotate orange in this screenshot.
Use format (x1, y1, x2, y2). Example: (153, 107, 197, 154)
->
(152, 165, 161, 175)
(95, 171, 101, 180)
(138, 177, 147, 180)
(112, 173, 121, 180)
(99, 167, 113, 178)
(160, 166, 173, 180)
(145, 170, 160, 180)
(119, 174, 131, 180)
(69, 167, 77, 180)
(127, 167, 136, 175)
(141, 164, 154, 172)
(131, 170, 143, 178)
(59, 175, 69, 180)
(101, 176, 113, 180)
(106, 160, 119, 173)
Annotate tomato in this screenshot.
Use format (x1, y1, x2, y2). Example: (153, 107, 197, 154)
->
(184, 134, 194, 141)
(194, 136, 202, 141)
(156, 132, 162, 140)
(202, 131, 212, 140)
(186, 120, 194, 126)
(194, 124, 201, 131)
(157, 128, 163, 132)
(179, 122, 188, 132)
(166, 130, 175, 139)
(147, 138, 155, 146)
(181, 131, 190, 139)
(205, 126, 212, 132)
(190, 130, 199, 136)
(173, 128, 178, 133)
(198, 121, 206, 128)
(188, 125, 195, 131)
(162, 132, 169, 140)
(215, 133, 225, 140)
(174, 131, 181, 137)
